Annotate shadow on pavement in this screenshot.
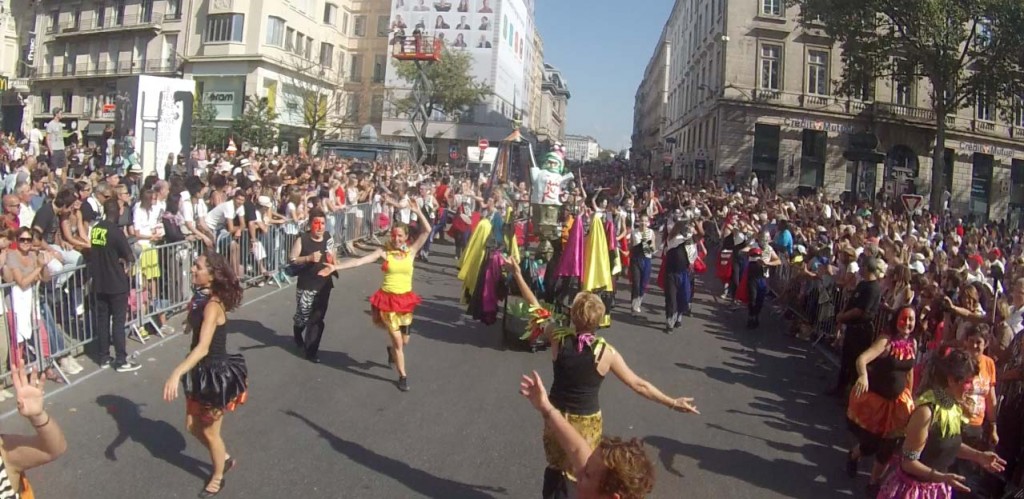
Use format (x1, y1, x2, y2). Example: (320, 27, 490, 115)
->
(96, 394, 209, 481)
(231, 319, 397, 385)
(643, 435, 853, 497)
(413, 299, 506, 352)
(285, 410, 508, 497)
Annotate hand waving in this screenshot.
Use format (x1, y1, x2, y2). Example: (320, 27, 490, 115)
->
(669, 397, 700, 415)
(12, 367, 45, 418)
(519, 371, 552, 413)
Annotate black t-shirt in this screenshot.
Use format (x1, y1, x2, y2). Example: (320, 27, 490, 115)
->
(845, 279, 882, 327)
(243, 200, 257, 228)
(89, 219, 134, 294)
(31, 202, 59, 245)
(81, 199, 99, 223)
(296, 233, 335, 292)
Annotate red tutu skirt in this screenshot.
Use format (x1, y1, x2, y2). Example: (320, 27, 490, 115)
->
(370, 289, 422, 314)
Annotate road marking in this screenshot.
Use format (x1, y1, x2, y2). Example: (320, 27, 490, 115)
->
(0, 283, 296, 421)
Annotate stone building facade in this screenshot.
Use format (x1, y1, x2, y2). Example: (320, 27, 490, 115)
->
(635, 0, 1024, 224)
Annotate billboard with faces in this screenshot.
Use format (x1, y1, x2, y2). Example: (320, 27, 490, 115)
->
(387, 0, 501, 107)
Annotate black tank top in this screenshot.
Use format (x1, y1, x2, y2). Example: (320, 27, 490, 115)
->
(187, 291, 227, 356)
(867, 352, 915, 399)
(549, 338, 607, 415)
(918, 404, 963, 472)
(297, 233, 333, 291)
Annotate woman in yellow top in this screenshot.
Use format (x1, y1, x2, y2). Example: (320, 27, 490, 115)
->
(320, 195, 431, 392)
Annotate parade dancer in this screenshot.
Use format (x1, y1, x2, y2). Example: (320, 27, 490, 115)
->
(289, 208, 337, 363)
(846, 307, 917, 495)
(878, 349, 1006, 499)
(506, 256, 698, 499)
(629, 213, 655, 317)
(319, 197, 431, 392)
(163, 254, 247, 498)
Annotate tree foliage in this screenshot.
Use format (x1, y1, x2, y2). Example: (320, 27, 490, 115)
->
(393, 49, 491, 120)
(393, 49, 491, 161)
(791, 0, 1024, 210)
(232, 96, 279, 151)
(191, 98, 225, 149)
(278, 55, 355, 150)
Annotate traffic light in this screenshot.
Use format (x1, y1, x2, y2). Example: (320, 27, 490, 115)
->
(844, 132, 885, 163)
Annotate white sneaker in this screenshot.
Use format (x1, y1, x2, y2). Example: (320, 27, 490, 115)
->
(68, 356, 85, 374)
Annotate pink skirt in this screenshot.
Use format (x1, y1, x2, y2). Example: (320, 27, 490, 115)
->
(877, 466, 951, 499)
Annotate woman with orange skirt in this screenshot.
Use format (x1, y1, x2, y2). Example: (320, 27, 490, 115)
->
(322, 196, 431, 393)
(847, 306, 917, 496)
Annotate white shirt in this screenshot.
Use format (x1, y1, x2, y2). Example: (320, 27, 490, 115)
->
(397, 195, 412, 224)
(18, 203, 34, 227)
(1008, 304, 1024, 337)
(205, 201, 244, 233)
(132, 205, 162, 238)
(180, 191, 209, 232)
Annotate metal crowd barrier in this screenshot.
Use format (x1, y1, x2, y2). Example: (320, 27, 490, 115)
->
(0, 203, 377, 389)
(768, 258, 892, 366)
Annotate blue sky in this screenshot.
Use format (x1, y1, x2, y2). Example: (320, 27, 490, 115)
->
(535, 0, 674, 151)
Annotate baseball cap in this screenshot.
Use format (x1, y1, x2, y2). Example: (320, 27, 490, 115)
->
(910, 261, 926, 274)
(257, 195, 273, 208)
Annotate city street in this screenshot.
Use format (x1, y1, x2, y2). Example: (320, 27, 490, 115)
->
(10, 245, 855, 498)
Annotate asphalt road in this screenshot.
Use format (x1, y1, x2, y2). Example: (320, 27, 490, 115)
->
(9, 243, 858, 498)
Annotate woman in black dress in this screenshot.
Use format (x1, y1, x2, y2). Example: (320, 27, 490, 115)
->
(163, 254, 246, 498)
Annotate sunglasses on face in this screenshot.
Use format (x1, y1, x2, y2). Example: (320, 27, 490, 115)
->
(17, 238, 32, 243)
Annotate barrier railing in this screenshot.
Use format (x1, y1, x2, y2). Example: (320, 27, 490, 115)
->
(767, 257, 892, 366)
(0, 203, 379, 390)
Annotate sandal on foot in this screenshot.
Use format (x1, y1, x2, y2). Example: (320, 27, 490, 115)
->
(198, 477, 225, 498)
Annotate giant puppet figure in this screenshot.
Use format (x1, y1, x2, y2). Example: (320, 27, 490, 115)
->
(531, 152, 574, 260)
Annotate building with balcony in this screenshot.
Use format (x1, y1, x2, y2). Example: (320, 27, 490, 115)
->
(564, 134, 599, 163)
(631, 34, 670, 173)
(338, 0, 392, 140)
(1, 0, 38, 136)
(635, 0, 1024, 223)
(536, 62, 569, 147)
(28, 0, 355, 150)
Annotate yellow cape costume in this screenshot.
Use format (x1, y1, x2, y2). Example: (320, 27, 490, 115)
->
(458, 218, 493, 302)
(583, 213, 612, 293)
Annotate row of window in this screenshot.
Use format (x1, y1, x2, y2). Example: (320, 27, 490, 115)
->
(754, 44, 1023, 125)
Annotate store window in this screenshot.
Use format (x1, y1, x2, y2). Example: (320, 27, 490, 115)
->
(752, 124, 780, 188)
(800, 129, 826, 188)
(943, 148, 955, 195)
(970, 153, 994, 221)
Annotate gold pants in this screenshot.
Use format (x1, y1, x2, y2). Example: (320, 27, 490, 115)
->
(543, 410, 603, 481)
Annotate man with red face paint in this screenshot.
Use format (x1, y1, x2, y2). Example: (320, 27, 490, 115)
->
(288, 208, 338, 363)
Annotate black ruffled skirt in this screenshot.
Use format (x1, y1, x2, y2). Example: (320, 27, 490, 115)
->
(181, 354, 248, 409)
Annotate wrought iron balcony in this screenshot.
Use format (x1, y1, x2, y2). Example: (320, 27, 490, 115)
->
(31, 58, 178, 80)
(45, 13, 163, 38)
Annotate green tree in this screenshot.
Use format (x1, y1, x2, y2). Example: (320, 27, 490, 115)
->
(791, 0, 1024, 211)
(279, 55, 354, 151)
(191, 98, 225, 149)
(393, 49, 491, 162)
(597, 149, 615, 162)
(232, 96, 280, 151)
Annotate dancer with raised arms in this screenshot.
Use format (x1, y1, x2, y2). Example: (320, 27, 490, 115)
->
(318, 195, 431, 392)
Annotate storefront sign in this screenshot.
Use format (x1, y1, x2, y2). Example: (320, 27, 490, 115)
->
(203, 92, 235, 104)
(959, 141, 1017, 158)
(783, 117, 854, 135)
